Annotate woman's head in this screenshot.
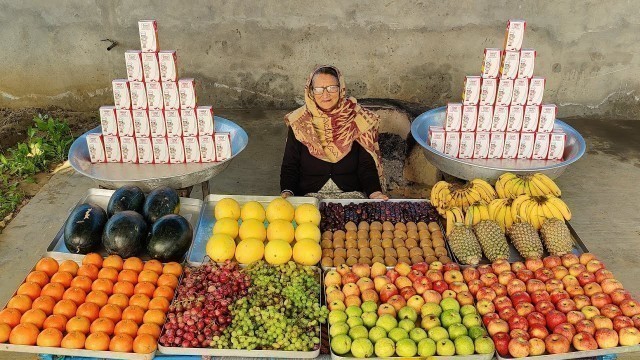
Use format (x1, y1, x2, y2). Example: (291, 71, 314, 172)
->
(310, 66, 340, 112)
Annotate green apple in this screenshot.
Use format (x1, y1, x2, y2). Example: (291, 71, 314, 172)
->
(474, 335, 496, 354)
(440, 298, 460, 313)
(447, 323, 468, 340)
(398, 318, 415, 332)
(398, 306, 418, 322)
(462, 314, 482, 329)
(420, 314, 441, 330)
(436, 338, 456, 356)
(376, 314, 398, 332)
(346, 305, 363, 318)
(468, 325, 487, 340)
(460, 304, 477, 317)
(418, 338, 437, 356)
(347, 317, 364, 328)
(349, 325, 369, 340)
(374, 337, 395, 357)
(428, 326, 449, 342)
(330, 334, 352, 355)
(350, 338, 374, 358)
(360, 301, 378, 313)
(368, 326, 387, 343)
(361, 312, 378, 328)
(388, 328, 409, 343)
(330, 322, 350, 337)
(454, 335, 475, 355)
(421, 302, 442, 317)
(395, 338, 418, 357)
(440, 310, 462, 328)
(409, 327, 428, 342)
(329, 310, 348, 325)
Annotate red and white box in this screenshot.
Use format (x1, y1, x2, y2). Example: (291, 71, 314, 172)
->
(168, 137, 185, 164)
(500, 50, 520, 80)
(146, 82, 164, 110)
(506, 105, 524, 132)
(488, 132, 505, 159)
(473, 132, 490, 159)
(477, 105, 494, 132)
(112, 79, 131, 109)
(159, 50, 178, 82)
(462, 76, 481, 106)
(180, 109, 198, 137)
(511, 78, 529, 106)
(518, 49, 536, 78)
(142, 52, 160, 82)
(120, 137, 138, 163)
(458, 132, 475, 159)
(538, 104, 557, 132)
(548, 132, 566, 160)
(129, 81, 148, 110)
(504, 19, 526, 51)
(132, 109, 150, 138)
(215, 133, 232, 161)
(496, 79, 514, 106)
(99, 106, 118, 136)
(149, 110, 166, 137)
(196, 106, 215, 135)
(162, 82, 180, 110)
(164, 110, 182, 137)
(429, 127, 446, 153)
(136, 137, 154, 164)
(491, 105, 509, 132)
(152, 137, 169, 164)
(445, 103, 463, 132)
(444, 132, 460, 158)
(522, 105, 540, 132)
(527, 77, 546, 106)
(183, 137, 201, 163)
(481, 48, 502, 79)
(199, 135, 216, 163)
(517, 132, 535, 159)
(104, 135, 121, 163)
(138, 20, 159, 53)
(124, 50, 144, 82)
(86, 134, 106, 163)
(178, 78, 197, 109)
(532, 133, 550, 160)
(116, 109, 134, 137)
(461, 105, 478, 132)
(502, 132, 520, 159)
(479, 78, 497, 106)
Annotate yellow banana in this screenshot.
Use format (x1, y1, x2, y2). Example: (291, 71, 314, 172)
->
(533, 173, 562, 197)
(528, 203, 541, 230)
(430, 181, 448, 208)
(519, 199, 534, 224)
(504, 202, 514, 230)
(511, 195, 530, 222)
(530, 175, 552, 196)
(479, 204, 491, 221)
(495, 179, 507, 198)
(540, 201, 555, 219)
(494, 205, 507, 231)
(471, 179, 498, 203)
(547, 196, 572, 220)
(446, 209, 455, 235)
(497, 173, 516, 198)
(503, 177, 519, 198)
(452, 207, 465, 223)
(465, 188, 483, 206)
(488, 198, 506, 219)
(543, 201, 565, 221)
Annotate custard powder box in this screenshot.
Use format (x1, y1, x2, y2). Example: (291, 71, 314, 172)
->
(476, 105, 493, 132)
(511, 78, 529, 106)
(429, 127, 446, 153)
(152, 137, 169, 163)
(162, 82, 180, 110)
(538, 104, 557, 133)
(532, 133, 550, 160)
(159, 50, 178, 82)
(146, 82, 164, 110)
(215, 133, 232, 161)
(481, 48, 502, 79)
(130, 81, 148, 110)
(504, 19, 526, 51)
(99, 106, 118, 136)
(132, 109, 150, 138)
(518, 49, 536, 78)
(116, 109, 134, 137)
(112, 79, 131, 110)
(506, 105, 524, 132)
(138, 20, 159, 53)
(120, 137, 138, 163)
(149, 110, 166, 137)
(104, 135, 121, 163)
(517, 132, 535, 159)
(168, 137, 185, 164)
(479, 78, 497, 106)
(548, 133, 566, 160)
(445, 103, 462, 132)
(496, 79, 514, 106)
(491, 105, 509, 132)
(522, 105, 540, 133)
(199, 136, 216, 162)
(473, 132, 490, 159)
(462, 76, 481, 106)
(164, 110, 182, 137)
(86, 134, 105, 163)
(488, 132, 505, 159)
(500, 50, 520, 80)
(142, 52, 160, 82)
(180, 109, 198, 137)
(458, 132, 475, 159)
(196, 106, 215, 135)
(444, 132, 460, 158)
(183, 137, 201, 163)
(124, 50, 144, 82)
(178, 78, 197, 109)
(461, 105, 478, 132)
(502, 132, 520, 159)
(136, 137, 154, 164)
(527, 77, 546, 106)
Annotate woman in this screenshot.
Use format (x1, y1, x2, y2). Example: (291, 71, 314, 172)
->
(280, 65, 388, 200)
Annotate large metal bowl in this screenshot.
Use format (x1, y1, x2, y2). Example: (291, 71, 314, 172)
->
(410, 106, 585, 182)
(68, 116, 248, 191)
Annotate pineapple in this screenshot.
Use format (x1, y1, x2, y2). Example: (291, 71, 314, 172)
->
(507, 222, 544, 259)
(448, 223, 483, 265)
(473, 220, 510, 262)
(540, 218, 574, 255)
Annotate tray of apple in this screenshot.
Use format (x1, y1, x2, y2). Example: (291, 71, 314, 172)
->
(324, 261, 496, 359)
(459, 253, 640, 359)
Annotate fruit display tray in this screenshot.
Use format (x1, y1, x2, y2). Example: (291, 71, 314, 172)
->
(0, 252, 156, 360)
(157, 261, 322, 358)
(495, 343, 640, 360)
(46, 188, 203, 260)
(186, 194, 319, 264)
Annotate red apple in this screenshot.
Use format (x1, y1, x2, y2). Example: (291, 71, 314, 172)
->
(361, 289, 379, 303)
(511, 291, 532, 307)
(422, 290, 442, 304)
(345, 295, 362, 307)
(528, 324, 549, 339)
(412, 276, 431, 295)
(325, 284, 341, 294)
(578, 271, 596, 287)
(567, 310, 586, 325)
(509, 315, 529, 331)
(407, 294, 425, 312)
(324, 270, 342, 286)
(432, 280, 449, 294)
(429, 261, 443, 271)
(477, 299, 496, 316)
(425, 269, 444, 282)
(442, 289, 457, 299)
(476, 287, 497, 302)
(467, 279, 483, 296)
(579, 253, 597, 265)
(498, 271, 516, 286)
(620, 299, 640, 317)
(557, 298, 577, 313)
(352, 263, 371, 278)
(341, 272, 360, 285)
(569, 263, 587, 277)
(582, 305, 601, 320)
(529, 337, 546, 356)
(584, 282, 603, 297)
(371, 261, 388, 277)
(356, 277, 375, 292)
(482, 312, 500, 326)
(545, 279, 564, 293)
(387, 294, 406, 311)
(554, 322, 576, 341)
(550, 289, 570, 304)
(574, 295, 592, 310)
(586, 259, 605, 273)
(449, 281, 469, 294)
(493, 332, 511, 357)
(525, 258, 544, 272)
(377, 303, 396, 317)
(386, 269, 400, 283)
(394, 262, 412, 276)
(480, 273, 498, 287)
(535, 301, 555, 315)
(591, 292, 613, 309)
(535, 268, 554, 282)
(618, 326, 640, 346)
(499, 307, 518, 321)
(487, 318, 510, 336)
(516, 269, 535, 283)
(492, 259, 511, 274)
(573, 331, 599, 350)
(336, 264, 351, 276)
(457, 291, 475, 306)
(595, 328, 619, 348)
(546, 310, 568, 330)
(508, 337, 530, 358)
(610, 289, 631, 305)
(463, 267, 480, 283)
(527, 312, 547, 327)
(342, 283, 361, 297)
(592, 315, 614, 330)
(595, 268, 614, 283)
(374, 275, 391, 292)
(410, 262, 428, 275)
(562, 274, 580, 287)
(491, 283, 508, 297)
(516, 302, 535, 317)
(552, 266, 569, 280)
(601, 304, 623, 319)
(442, 262, 460, 272)
(601, 279, 624, 294)
(400, 286, 417, 300)
(395, 276, 413, 289)
(477, 264, 493, 275)
(545, 333, 571, 354)
(511, 261, 526, 273)
(543, 255, 562, 269)
(326, 290, 345, 303)
(561, 253, 580, 268)
(494, 296, 514, 312)
(566, 284, 585, 297)
(531, 290, 551, 305)
(379, 283, 399, 303)
(407, 269, 423, 283)
(633, 314, 640, 328)
(443, 270, 463, 284)
(510, 329, 530, 341)
(526, 279, 546, 294)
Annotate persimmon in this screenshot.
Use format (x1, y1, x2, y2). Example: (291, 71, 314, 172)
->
(17, 282, 41, 300)
(43, 314, 67, 332)
(103, 255, 124, 271)
(20, 309, 47, 329)
(109, 333, 133, 352)
(84, 331, 110, 350)
(133, 333, 157, 353)
(61, 331, 86, 349)
(162, 262, 183, 277)
(58, 260, 79, 276)
(143, 260, 163, 275)
(89, 317, 115, 335)
(36, 328, 63, 347)
(82, 253, 103, 268)
(50, 271, 74, 288)
(9, 323, 39, 345)
(35, 257, 59, 277)
(114, 319, 139, 337)
(123, 257, 144, 273)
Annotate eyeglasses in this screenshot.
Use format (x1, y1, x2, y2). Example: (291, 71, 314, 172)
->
(311, 85, 340, 95)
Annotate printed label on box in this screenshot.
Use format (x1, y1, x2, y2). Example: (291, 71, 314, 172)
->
(477, 105, 494, 132)
(480, 78, 497, 106)
(196, 106, 215, 135)
(444, 132, 460, 158)
(538, 104, 557, 133)
(138, 20, 159, 52)
(120, 137, 138, 163)
(491, 105, 509, 132)
(445, 103, 463, 132)
(482, 49, 502, 79)
(179, 109, 198, 137)
(199, 135, 216, 162)
(511, 78, 529, 106)
(461, 105, 478, 132)
(507, 105, 524, 132)
(517, 132, 535, 159)
(462, 76, 481, 105)
(429, 128, 446, 153)
(496, 79, 514, 106)
(168, 137, 185, 164)
(130, 81, 148, 110)
(502, 132, 520, 159)
(159, 50, 178, 82)
(162, 82, 180, 110)
(522, 105, 540, 132)
(136, 137, 154, 164)
(104, 135, 121, 163)
(86, 134, 105, 163)
(99, 106, 118, 136)
(473, 132, 490, 159)
(146, 82, 164, 110)
(124, 50, 144, 82)
(178, 78, 197, 109)
(142, 52, 160, 82)
(152, 137, 169, 164)
(116, 109, 134, 137)
(527, 77, 546, 106)
(112, 79, 131, 109)
(488, 132, 505, 159)
(500, 50, 520, 80)
(548, 133, 566, 160)
(504, 19, 526, 51)
(183, 137, 201, 163)
(532, 133, 550, 160)
(132, 110, 150, 137)
(215, 133, 232, 161)
(164, 110, 182, 137)
(518, 49, 536, 78)
(149, 110, 166, 137)
(459, 132, 475, 159)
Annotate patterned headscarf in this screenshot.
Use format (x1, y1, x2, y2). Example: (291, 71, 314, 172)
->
(284, 65, 383, 178)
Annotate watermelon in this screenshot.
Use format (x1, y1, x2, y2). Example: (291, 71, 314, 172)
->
(107, 185, 145, 216)
(102, 211, 148, 258)
(63, 203, 108, 254)
(147, 214, 193, 262)
(143, 187, 180, 223)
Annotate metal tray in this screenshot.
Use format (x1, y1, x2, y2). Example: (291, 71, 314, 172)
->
(46, 188, 203, 260)
(187, 194, 319, 264)
(495, 343, 640, 360)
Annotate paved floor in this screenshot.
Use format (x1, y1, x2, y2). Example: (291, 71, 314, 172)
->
(0, 110, 638, 359)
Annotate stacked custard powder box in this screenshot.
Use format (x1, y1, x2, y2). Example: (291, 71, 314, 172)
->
(86, 20, 232, 164)
(430, 19, 566, 161)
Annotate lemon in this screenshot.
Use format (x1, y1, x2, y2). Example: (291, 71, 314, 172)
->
(266, 220, 295, 243)
(213, 217, 239, 238)
(264, 239, 292, 265)
(295, 222, 321, 242)
(235, 238, 265, 264)
(295, 204, 321, 226)
(215, 198, 241, 220)
(241, 201, 266, 222)
(265, 198, 295, 222)
(239, 219, 267, 241)
(293, 239, 322, 265)
(206, 233, 236, 262)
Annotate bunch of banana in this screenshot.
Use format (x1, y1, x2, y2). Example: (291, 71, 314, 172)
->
(488, 198, 515, 232)
(464, 202, 491, 227)
(445, 207, 464, 236)
(495, 173, 562, 199)
(510, 194, 572, 230)
(430, 179, 497, 214)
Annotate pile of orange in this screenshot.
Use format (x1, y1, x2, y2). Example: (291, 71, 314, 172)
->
(0, 254, 182, 354)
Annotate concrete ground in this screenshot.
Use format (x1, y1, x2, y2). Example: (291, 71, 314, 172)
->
(0, 110, 638, 359)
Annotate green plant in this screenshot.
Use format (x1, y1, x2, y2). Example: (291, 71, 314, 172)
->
(34, 114, 74, 163)
(0, 176, 23, 220)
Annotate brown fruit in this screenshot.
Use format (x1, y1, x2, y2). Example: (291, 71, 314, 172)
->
(345, 222, 357, 231)
(369, 239, 382, 248)
(370, 222, 383, 231)
(357, 230, 369, 240)
(395, 222, 407, 232)
(346, 256, 358, 266)
(418, 230, 431, 240)
(411, 255, 425, 264)
(384, 248, 397, 258)
(423, 247, 435, 256)
(405, 239, 418, 249)
(345, 230, 357, 241)
(382, 221, 394, 231)
(371, 256, 385, 264)
(409, 247, 424, 258)
(398, 257, 411, 265)
(358, 257, 372, 265)
(333, 230, 346, 241)
(333, 257, 346, 267)
(428, 222, 441, 232)
(384, 256, 397, 266)
(321, 257, 333, 267)
(334, 248, 347, 259)
(397, 247, 410, 258)
(358, 221, 369, 231)
(320, 239, 333, 249)
(439, 256, 452, 264)
(357, 239, 369, 249)
(394, 230, 408, 240)
(434, 246, 448, 257)
(381, 230, 394, 240)
(372, 246, 385, 258)
(381, 238, 393, 248)
(345, 239, 357, 249)
(406, 222, 418, 231)
(407, 230, 419, 240)
(346, 248, 360, 259)
(360, 248, 373, 259)
(322, 249, 334, 258)
(321, 231, 333, 240)
(417, 222, 428, 231)
(432, 238, 445, 248)
(393, 239, 405, 249)
(333, 238, 345, 249)
(425, 255, 438, 264)
(420, 239, 433, 248)
(369, 230, 382, 240)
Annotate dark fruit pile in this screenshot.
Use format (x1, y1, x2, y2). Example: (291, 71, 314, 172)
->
(320, 201, 438, 232)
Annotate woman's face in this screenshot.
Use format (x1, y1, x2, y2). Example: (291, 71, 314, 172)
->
(311, 73, 340, 111)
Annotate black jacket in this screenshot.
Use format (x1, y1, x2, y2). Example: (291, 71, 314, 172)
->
(280, 128, 382, 196)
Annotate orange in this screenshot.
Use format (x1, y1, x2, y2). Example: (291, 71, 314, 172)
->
(123, 257, 144, 273)
(162, 262, 183, 277)
(35, 257, 59, 277)
(85, 291, 109, 307)
(0, 323, 10, 342)
(138, 270, 159, 285)
(99, 304, 122, 323)
(109, 333, 134, 352)
(20, 309, 47, 329)
(82, 253, 103, 268)
(143, 260, 163, 275)
(63, 287, 87, 305)
(114, 319, 139, 337)
(58, 260, 79, 276)
(153, 286, 174, 300)
(103, 255, 124, 271)
(134, 282, 156, 298)
(66, 316, 91, 334)
(70, 276, 93, 293)
(142, 309, 165, 326)
(32, 296, 56, 315)
(0, 308, 22, 327)
(122, 305, 145, 325)
(43, 314, 67, 332)
(148, 297, 170, 312)
(7, 294, 33, 313)
(50, 271, 74, 288)
(85, 331, 110, 350)
(91, 278, 114, 295)
(133, 333, 157, 353)
(52, 299, 77, 319)
(117, 269, 139, 284)
(41, 282, 65, 301)
(90, 317, 115, 335)
(76, 302, 100, 322)
(37, 327, 63, 347)
(17, 282, 41, 300)
(113, 281, 135, 297)
(61, 330, 86, 349)
(137, 323, 161, 339)
(77, 264, 99, 280)
(9, 323, 39, 345)
(129, 294, 151, 310)
(97, 267, 119, 282)
(157, 274, 179, 289)
(108, 294, 129, 309)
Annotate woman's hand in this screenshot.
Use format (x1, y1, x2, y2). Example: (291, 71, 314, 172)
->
(369, 191, 389, 200)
